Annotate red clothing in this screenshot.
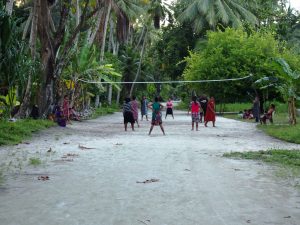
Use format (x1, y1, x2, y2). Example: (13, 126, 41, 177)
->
(63, 99, 70, 118)
(205, 100, 215, 122)
(190, 101, 200, 113)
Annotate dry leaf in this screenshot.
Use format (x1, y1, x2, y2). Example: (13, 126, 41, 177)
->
(136, 179, 159, 184)
(78, 144, 95, 150)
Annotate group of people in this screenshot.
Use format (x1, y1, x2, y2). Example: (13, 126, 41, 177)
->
(54, 95, 81, 127)
(189, 96, 216, 131)
(122, 95, 216, 135)
(123, 96, 167, 135)
(250, 96, 276, 124)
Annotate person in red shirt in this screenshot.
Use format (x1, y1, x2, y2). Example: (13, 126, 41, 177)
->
(204, 97, 216, 127)
(189, 96, 201, 131)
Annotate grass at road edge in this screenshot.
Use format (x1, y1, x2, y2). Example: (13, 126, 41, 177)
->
(223, 150, 300, 179)
(90, 106, 120, 119)
(258, 124, 300, 144)
(223, 113, 300, 144)
(0, 119, 55, 146)
(0, 106, 119, 146)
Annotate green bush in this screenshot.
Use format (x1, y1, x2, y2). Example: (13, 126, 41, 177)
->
(0, 119, 55, 146)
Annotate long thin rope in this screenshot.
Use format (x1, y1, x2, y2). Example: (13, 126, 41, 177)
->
(77, 74, 253, 84)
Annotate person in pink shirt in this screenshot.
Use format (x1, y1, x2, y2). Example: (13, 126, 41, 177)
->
(189, 96, 201, 131)
(131, 96, 139, 127)
(165, 98, 174, 119)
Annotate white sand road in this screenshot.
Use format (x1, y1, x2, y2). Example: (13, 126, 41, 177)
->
(0, 110, 300, 225)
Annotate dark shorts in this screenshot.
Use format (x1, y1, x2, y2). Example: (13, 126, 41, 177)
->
(166, 108, 173, 115)
(124, 111, 135, 124)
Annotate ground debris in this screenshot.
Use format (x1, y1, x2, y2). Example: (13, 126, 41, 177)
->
(184, 169, 191, 171)
(137, 219, 150, 224)
(284, 216, 291, 219)
(64, 153, 79, 157)
(47, 148, 52, 153)
(246, 220, 251, 223)
(78, 144, 95, 150)
(115, 143, 123, 145)
(136, 179, 159, 184)
(37, 176, 49, 181)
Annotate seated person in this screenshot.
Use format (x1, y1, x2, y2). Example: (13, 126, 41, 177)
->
(30, 105, 39, 119)
(242, 109, 253, 119)
(55, 106, 66, 127)
(260, 104, 275, 124)
(69, 107, 81, 121)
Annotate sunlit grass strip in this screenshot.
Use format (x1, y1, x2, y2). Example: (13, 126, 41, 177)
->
(90, 106, 120, 119)
(258, 123, 300, 144)
(223, 150, 300, 169)
(0, 119, 55, 146)
(223, 112, 299, 144)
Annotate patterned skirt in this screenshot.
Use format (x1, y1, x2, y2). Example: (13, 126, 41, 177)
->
(191, 112, 200, 123)
(151, 112, 162, 125)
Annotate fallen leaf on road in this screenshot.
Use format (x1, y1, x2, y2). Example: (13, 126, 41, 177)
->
(136, 179, 159, 184)
(65, 153, 79, 157)
(38, 176, 49, 181)
(137, 220, 150, 225)
(78, 144, 95, 150)
(47, 148, 52, 152)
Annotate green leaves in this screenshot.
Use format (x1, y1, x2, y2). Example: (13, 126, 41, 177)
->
(183, 28, 300, 102)
(179, 0, 258, 32)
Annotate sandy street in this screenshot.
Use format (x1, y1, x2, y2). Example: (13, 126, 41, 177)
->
(0, 111, 300, 225)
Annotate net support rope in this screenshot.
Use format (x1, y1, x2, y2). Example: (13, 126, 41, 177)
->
(77, 74, 253, 84)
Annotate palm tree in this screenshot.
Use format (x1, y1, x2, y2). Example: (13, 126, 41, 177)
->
(62, 45, 121, 107)
(178, 0, 258, 33)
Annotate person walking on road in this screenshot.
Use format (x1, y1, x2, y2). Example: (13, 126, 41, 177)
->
(204, 97, 216, 127)
(190, 96, 201, 131)
(123, 97, 135, 131)
(165, 98, 174, 119)
(141, 96, 149, 121)
(252, 96, 260, 123)
(148, 97, 165, 135)
(131, 96, 139, 127)
(199, 95, 208, 122)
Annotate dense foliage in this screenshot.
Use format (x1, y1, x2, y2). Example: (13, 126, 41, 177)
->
(183, 28, 300, 103)
(0, 0, 299, 124)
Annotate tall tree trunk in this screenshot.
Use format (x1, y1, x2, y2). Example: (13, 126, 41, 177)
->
(100, 0, 111, 62)
(108, 17, 114, 53)
(17, 0, 40, 118)
(107, 84, 112, 105)
(100, 1, 112, 104)
(38, 0, 55, 117)
(22, 8, 33, 40)
(129, 28, 147, 96)
(5, 0, 14, 16)
(74, 0, 81, 47)
(288, 97, 297, 125)
(116, 89, 120, 105)
(87, 9, 104, 46)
